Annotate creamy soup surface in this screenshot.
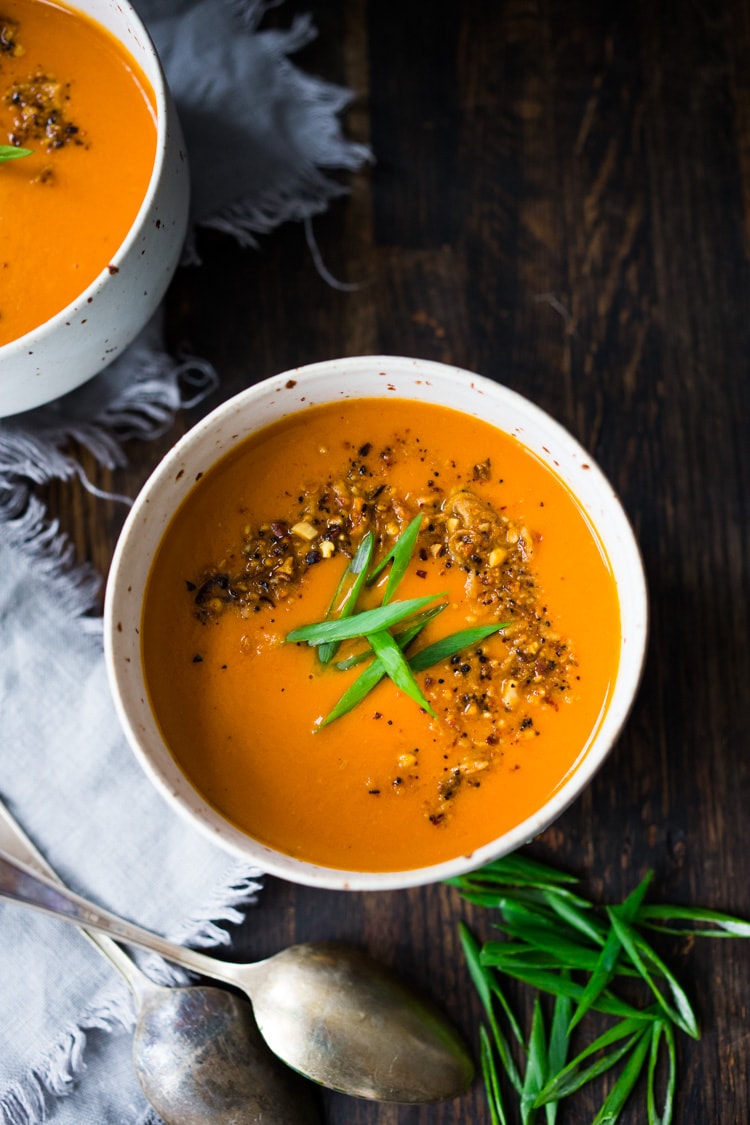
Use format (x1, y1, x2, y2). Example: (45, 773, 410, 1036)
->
(142, 399, 621, 872)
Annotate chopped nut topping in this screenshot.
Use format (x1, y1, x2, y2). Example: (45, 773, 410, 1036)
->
(5, 72, 83, 150)
(0, 16, 23, 56)
(187, 438, 577, 827)
(291, 520, 318, 541)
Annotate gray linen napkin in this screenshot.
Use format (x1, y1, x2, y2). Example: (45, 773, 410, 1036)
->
(0, 2, 369, 1121)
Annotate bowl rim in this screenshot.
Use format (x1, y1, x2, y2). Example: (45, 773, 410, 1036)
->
(0, 0, 171, 359)
(104, 355, 649, 891)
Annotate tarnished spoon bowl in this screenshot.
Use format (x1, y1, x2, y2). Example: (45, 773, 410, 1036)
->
(134, 984, 320, 1123)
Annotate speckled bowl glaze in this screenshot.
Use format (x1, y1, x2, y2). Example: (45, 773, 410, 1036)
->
(0, 0, 188, 418)
(104, 356, 649, 891)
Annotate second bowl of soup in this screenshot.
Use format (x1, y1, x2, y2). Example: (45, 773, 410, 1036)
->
(0, 0, 188, 416)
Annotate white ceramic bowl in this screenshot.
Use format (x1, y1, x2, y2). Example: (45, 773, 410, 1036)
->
(0, 0, 188, 418)
(104, 356, 649, 891)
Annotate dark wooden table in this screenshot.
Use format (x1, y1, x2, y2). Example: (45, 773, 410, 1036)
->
(50, 1, 750, 1120)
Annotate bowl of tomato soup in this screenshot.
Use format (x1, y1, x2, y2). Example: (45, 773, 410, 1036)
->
(0, 0, 188, 417)
(105, 357, 648, 891)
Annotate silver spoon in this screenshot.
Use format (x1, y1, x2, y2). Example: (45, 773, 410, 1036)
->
(0, 845, 474, 1103)
(0, 814, 319, 1124)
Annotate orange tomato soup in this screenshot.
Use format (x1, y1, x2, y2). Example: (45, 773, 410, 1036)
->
(142, 400, 621, 872)
(0, 0, 156, 345)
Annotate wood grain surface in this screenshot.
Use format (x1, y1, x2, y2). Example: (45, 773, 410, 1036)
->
(45, 0, 750, 1120)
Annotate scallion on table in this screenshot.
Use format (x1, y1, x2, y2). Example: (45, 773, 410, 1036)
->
(449, 853, 749, 1124)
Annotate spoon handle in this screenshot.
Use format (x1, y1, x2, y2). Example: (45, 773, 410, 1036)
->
(0, 847, 246, 989)
(0, 805, 152, 998)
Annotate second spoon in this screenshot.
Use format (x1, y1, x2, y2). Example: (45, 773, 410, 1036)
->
(0, 810, 318, 1124)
